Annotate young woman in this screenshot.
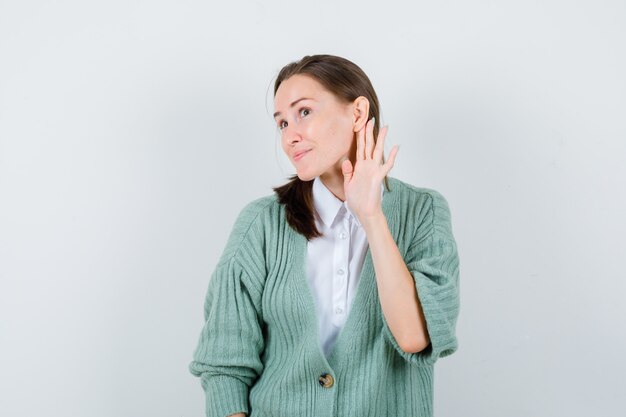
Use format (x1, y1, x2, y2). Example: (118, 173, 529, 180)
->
(189, 54, 461, 417)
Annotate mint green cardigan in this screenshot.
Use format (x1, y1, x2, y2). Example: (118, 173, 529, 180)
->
(189, 176, 460, 417)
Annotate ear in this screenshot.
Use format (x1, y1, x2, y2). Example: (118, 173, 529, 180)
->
(351, 96, 370, 132)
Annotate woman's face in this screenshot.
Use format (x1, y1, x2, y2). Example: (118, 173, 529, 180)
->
(274, 74, 358, 182)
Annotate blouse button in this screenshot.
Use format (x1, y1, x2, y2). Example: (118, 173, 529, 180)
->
(318, 373, 334, 388)
(339, 232, 347, 239)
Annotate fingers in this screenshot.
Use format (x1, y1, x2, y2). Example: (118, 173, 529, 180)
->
(383, 144, 399, 174)
(364, 118, 375, 159)
(356, 120, 365, 161)
(373, 124, 388, 162)
(357, 118, 393, 166)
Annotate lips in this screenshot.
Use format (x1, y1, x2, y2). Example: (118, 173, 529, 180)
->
(294, 149, 311, 161)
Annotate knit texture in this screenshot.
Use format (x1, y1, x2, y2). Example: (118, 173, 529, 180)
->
(189, 176, 461, 417)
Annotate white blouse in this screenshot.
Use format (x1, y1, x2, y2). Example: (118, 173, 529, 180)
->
(307, 176, 385, 359)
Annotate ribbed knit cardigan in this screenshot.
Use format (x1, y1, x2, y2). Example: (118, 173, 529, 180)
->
(189, 176, 461, 417)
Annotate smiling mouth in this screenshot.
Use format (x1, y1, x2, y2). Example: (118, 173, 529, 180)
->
(294, 150, 311, 161)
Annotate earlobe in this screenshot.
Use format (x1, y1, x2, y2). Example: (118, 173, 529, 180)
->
(352, 96, 370, 132)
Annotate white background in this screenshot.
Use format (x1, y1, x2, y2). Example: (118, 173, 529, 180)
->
(1, 1, 625, 416)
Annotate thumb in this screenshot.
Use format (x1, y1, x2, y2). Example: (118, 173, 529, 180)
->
(341, 158, 353, 186)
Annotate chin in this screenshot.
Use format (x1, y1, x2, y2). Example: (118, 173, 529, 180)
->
(294, 166, 321, 182)
(296, 171, 316, 182)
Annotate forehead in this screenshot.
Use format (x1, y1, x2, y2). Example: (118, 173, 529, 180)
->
(274, 74, 330, 106)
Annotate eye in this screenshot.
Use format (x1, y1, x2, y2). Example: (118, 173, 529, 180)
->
(277, 108, 311, 130)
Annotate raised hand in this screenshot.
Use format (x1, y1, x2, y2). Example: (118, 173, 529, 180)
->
(341, 117, 399, 224)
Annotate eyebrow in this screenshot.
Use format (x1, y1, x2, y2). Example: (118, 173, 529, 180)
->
(273, 97, 314, 119)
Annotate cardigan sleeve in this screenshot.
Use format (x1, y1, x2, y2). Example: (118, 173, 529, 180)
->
(189, 200, 268, 417)
(381, 190, 460, 367)
(189, 256, 265, 417)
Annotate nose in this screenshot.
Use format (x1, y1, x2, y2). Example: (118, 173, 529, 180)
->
(283, 124, 303, 146)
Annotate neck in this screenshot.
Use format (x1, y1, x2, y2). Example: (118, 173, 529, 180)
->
(319, 172, 345, 202)
(319, 152, 358, 202)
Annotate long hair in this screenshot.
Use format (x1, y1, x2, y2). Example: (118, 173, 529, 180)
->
(271, 54, 390, 241)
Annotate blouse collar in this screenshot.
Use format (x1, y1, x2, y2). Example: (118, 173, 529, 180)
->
(312, 176, 385, 228)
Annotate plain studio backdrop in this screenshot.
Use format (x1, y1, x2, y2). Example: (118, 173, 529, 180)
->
(1, 1, 624, 416)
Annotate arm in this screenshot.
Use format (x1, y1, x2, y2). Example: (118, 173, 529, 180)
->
(375, 190, 461, 366)
(189, 257, 264, 417)
(362, 213, 430, 353)
(189, 198, 269, 416)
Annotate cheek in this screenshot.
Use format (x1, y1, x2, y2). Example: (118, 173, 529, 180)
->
(329, 119, 354, 149)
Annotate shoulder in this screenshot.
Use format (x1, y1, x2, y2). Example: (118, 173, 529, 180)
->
(216, 193, 280, 267)
(387, 176, 452, 215)
(237, 194, 279, 224)
(386, 176, 454, 237)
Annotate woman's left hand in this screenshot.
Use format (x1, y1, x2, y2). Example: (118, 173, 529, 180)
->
(341, 117, 399, 224)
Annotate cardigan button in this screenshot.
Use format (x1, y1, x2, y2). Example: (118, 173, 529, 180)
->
(318, 373, 334, 388)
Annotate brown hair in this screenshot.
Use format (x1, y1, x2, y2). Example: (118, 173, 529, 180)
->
(271, 54, 390, 241)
